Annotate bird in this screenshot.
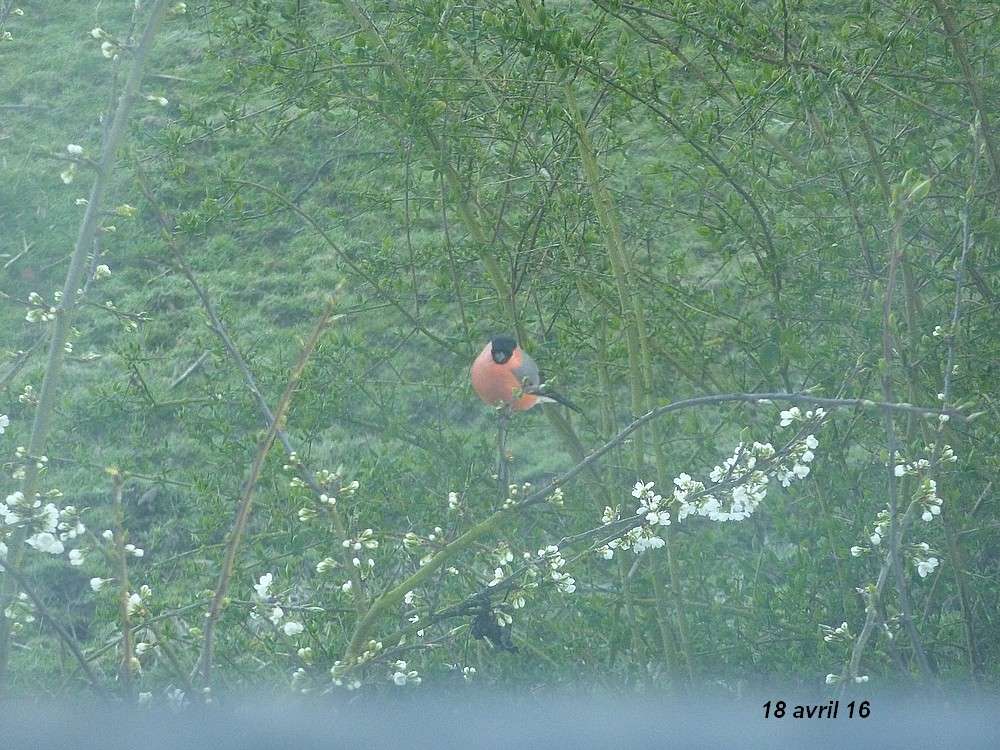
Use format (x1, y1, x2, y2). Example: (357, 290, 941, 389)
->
(470, 335, 581, 413)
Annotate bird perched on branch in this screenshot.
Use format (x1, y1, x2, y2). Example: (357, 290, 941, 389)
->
(470, 335, 581, 413)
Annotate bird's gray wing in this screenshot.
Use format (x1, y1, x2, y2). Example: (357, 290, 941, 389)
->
(514, 351, 541, 388)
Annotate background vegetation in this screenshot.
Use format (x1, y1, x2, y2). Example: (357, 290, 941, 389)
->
(0, 0, 997, 701)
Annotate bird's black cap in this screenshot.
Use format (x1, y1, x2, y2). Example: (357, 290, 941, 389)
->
(490, 335, 517, 363)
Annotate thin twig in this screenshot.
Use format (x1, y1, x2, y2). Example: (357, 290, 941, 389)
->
(0, 557, 109, 699)
(0, 335, 47, 390)
(497, 408, 511, 494)
(230, 179, 459, 357)
(845, 498, 922, 684)
(198, 299, 338, 686)
(2, 237, 34, 270)
(168, 351, 210, 390)
(879, 194, 933, 678)
(112, 472, 134, 697)
(83, 601, 206, 663)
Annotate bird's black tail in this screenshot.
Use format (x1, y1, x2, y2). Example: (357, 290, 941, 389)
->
(533, 388, 583, 414)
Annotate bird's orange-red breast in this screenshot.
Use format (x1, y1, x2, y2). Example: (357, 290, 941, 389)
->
(470, 335, 541, 411)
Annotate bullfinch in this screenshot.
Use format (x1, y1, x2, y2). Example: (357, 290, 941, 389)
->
(470, 335, 581, 413)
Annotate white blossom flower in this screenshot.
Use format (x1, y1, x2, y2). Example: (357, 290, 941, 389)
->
(66, 143, 83, 155)
(315, 558, 337, 574)
(825, 673, 839, 685)
(1, 493, 23, 524)
(145, 94, 169, 107)
(89, 577, 107, 592)
(390, 661, 421, 686)
(671, 475, 691, 489)
(870, 532, 882, 546)
(551, 569, 576, 593)
(283, 621, 304, 636)
(821, 621, 852, 643)
(101, 40, 115, 58)
(850, 546, 864, 557)
(126, 592, 142, 616)
(0, 414, 10, 434)
(268, 606, 284, 624)
(39, 503, 58, 533)
(916, 557, 939, 578)
(26, 532, 64, 554)
(349, 528, 378, 550)
(90, 27, 105, 39)
(68, 548, 85, 566)
(779, 407, 801, 427)
(632, 533, 665, 553)
(645, 509, 671, 526)
(633, 480, 655, 498)
(254, 573, 273, 598)
(94, 264, 112, 279)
